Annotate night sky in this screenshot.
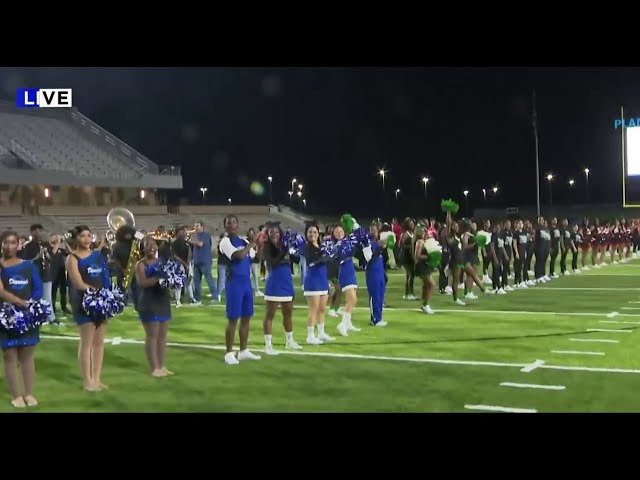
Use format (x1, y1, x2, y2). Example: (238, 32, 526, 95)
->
(1, 67, 638, 217)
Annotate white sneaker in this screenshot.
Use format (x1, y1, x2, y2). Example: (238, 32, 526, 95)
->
(285, 340, 302, 350)
(519, 282, 528, 288)
(402, 294, 408, 300)
(265, 345, 279, 356)
(255, 291, 265, 297)
(444, 286, 453, 294)
(564, 271, 571, 276)
(238, 349, 261, 361)
(224, 352, 239, 365)
(318, 332, 335, 342)
(613, 260, 619, 265)
(504, 285, 514, 292)
(574, 269, 582, 274)
(337, 323, 349, 337)
(306, 336, 323, 345)
(337, 307, 345, 315)
(328, 309, 338, 318)
(582, 266, 590, 271)
(497, 288, 507, 295)
(408, 294, 418, 300)
(594, 264, 602, 269)
(527, 280, 536, 286)
(454, 298, 466, 306)
(484, 289, 495, 294)
(373, 321, 388, 327)
(483, 275, 492, 285)
(347, 324, 361, 332)
(192, 301, 202, 306)
(176, 301, 182, 308)
(543, 275, 551, 281)
(421, 305, 435, 314)
(464, 293, 478, 300)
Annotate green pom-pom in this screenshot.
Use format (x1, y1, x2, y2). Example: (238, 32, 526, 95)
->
(386, 234, 396, 249)
(441, 199, 459, 214)
(474, 234, 487, 247)
(340, 214, 356, 235)
(426, 251, 442, 268)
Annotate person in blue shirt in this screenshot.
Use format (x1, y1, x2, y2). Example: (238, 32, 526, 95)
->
(189, 221, 218, 305)
(0, 231, 43, 408)
(363, 224, 388, 327)
(219, 215, 263, 365)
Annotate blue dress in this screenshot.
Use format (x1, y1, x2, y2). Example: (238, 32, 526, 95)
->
(263, 243, 294, 302)
(0, 260, 43, 349)
(137, 260, 171, 322)
(69, 250, 111, 325)
(302, 242, 330, 296)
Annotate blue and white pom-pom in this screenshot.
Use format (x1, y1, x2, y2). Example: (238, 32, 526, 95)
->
(82, 287, 125, 319)
(158, 259, 187, 289)
(349, 227, 372, 249)
(321, 237, 337, 257)
(283, 231, 305, 256)
(0, 298, 53, 334)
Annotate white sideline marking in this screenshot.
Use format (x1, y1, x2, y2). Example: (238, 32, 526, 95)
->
(111, 337, 122, 345)
(587, 328, 632, 333)
(629, 301, 640, 304)
(500, 382, 565, 391)
(464, 404, 537, 413)
(521, 359, 545, 373)
(569, 338, 620, 343)
(40, 334, 640, 375)
(551, 350, 605, 356)
(621, 307, 640, 310)
(607, 312, 620, 318)
(599, 320, 640, 325)
(531, 287, 640, 291)
(208, 304, 640, 318)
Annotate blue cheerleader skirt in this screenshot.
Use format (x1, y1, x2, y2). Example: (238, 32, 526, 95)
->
(264, 264, 295, 302)
(338, 258, 358, 292)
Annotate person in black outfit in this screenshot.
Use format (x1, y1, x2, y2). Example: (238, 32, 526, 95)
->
(524, 220, 535, 284)
(49, 234, 70, 317)
(549, 217, 561, 277)
(513, 220, 526, 287)
(19, 224, 54, 323)
(534, 217, 550, 282)
(171, 226, 193, 306)
(112, 225, 138, 309)
(559, 219, 571, 275)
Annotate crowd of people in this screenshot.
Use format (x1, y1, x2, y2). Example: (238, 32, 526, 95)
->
(0, 212, 638, 407)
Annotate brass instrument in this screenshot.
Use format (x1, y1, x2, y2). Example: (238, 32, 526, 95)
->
(107, 207, 143, 290)
(105, 230, 116, 246)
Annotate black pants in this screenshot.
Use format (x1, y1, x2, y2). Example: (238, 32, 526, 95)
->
(571, 249, 578, 271)
(502, 255, 509, 287)
(560, 249, 568, 274)
(549, 248, 559, 276)
(514, 255, 523, 285)
(492, 260, 503, 290)
(524, 248, 533, 280)
(482, 253, 490, 275)
(534, 250, 546, 280)
(51, 267, 68, 311)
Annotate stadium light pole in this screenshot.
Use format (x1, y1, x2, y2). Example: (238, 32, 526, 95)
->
(302, 198, 307, 209)
(267, 176, 273, 204)
(379, 169, 386, 192)
(463, 190, 469, 216)
(288, 191, 293, 203)
(292, 178, 297, 192)
(546, 174, 554, 208)
(584, 168, 590, 202)
(395, 188, 400, 200)
(533, 90, 541, 217)
(200, 187, 207, 203)
(422, 176, 430, 202)
(228, 198, 232, 204)
(482, 188, 486, 201)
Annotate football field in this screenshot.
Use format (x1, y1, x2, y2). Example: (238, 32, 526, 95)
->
(5, 260, 640, 413)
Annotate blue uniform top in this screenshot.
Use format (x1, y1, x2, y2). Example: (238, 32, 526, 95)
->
(364, 241, 384, 275)
(0, 260, 42, 301)
(219, 235, 251, 280)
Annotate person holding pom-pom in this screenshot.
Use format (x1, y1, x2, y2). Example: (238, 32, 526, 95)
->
(333, 225, 360, 337)
(135, 236, 173, 377)
(66, 225, 112, 392)
(460, 220, 487, 299)
(0, 231, 45, 408)
(412, 225, 437, 314)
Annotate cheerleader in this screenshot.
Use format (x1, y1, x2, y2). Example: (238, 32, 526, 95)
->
(219, 215, 262, 365)
(325, 226, 342, 318)
(460, 220, 486, 298)
(135, 236, 173, 377)
(333, 225, 359, 337)
(303, 223, 335, 344)
(560, 219, 570, 275)
(524, 220, 535, 284)
(0, 231, 43, 408)
(481, 220, 492, 284)
(446, 212, 466, 305)
(549, 217, 561, 278)
(65, 225, 111, 392)
(364, 224, 387, 326)
(571, 224, 581, 273)
(412, 224, 435, 314)
(258, 223, 301, 354)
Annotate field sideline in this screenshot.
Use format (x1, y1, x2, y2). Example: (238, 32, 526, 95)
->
(4, 259, 640, 412)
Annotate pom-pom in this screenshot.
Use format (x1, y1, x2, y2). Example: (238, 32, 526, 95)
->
(283, 231, 305, 256)
(0, 298, 52, 334)
(385, 233, 396, 249)
(474, 230, 491, 247)
(321, 238, 338, 258)
(424, 238, 443, 268)
(340, 213, 360, 235)
(441, 199, 459, 214)
(82, 287, 125, 321)
(157, 259, 187, 290)
(349, 227, 372, 249)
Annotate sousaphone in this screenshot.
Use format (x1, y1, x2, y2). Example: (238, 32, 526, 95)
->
(106, 207, 144, 289)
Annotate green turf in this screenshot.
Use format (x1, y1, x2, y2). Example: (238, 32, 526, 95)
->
(5, 257, 640, 412)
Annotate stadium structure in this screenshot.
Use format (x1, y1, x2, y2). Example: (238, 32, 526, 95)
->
(0, 99, 308, 235)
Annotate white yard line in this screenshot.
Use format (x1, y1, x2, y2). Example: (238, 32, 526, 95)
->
(551, 350, 605, 356)
(464, 404, 537, 413)
(569, 338, 620, 343)
(499, 382, 565, 391)
(587, 328, 633, 333)
(521, 359, 545, 373)
(39, 334, 640, 375)
(599, 320, 640, 325)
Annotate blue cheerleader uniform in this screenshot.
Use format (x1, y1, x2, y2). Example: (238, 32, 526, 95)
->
(137, 260, 171, 322)
(69, 250, 111, 325)
(338, 257, 358, 292)
(303, 242, 330, 296)
(364, 243, 386, 326)
(220, 235, 253, 320)
(263, 243, 294, 302)
(0, 260, 43, 349)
